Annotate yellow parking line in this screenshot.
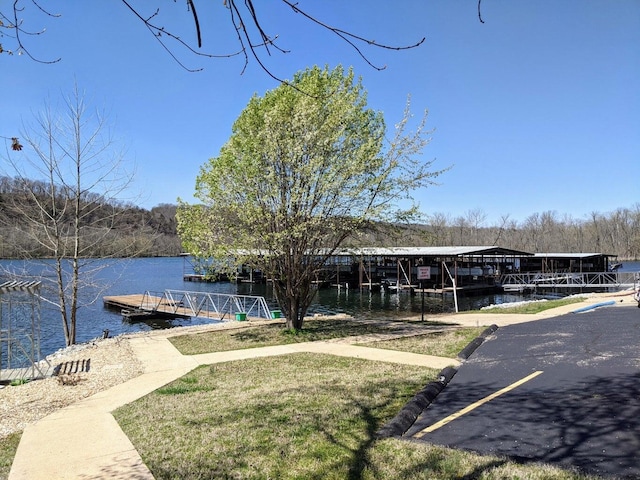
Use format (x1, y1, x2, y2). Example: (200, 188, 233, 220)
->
(413, 370, 543, 439)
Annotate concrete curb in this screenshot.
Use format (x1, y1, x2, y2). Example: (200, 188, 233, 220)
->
(376, 324, 499, 438)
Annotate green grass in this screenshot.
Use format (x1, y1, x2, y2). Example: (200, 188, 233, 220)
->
(362, 327, 486, 358)
(157, 375, 214, 395)
(115, 354, 436, 479)
(473, 297, 586, 314)
(0, 432, 21, 480)
(364, 327, 485, 358)
(115, 351, 597, 480)
(365, 439, 595, 480)
(169, 317, 456, 355)
(3, 314, 599, 479)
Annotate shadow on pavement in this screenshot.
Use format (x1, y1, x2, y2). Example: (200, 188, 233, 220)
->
(414, 371, 640, 479)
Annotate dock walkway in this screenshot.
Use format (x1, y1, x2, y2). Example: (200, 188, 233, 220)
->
(499, 271, 639, 291)
(103, 290, 274, 322)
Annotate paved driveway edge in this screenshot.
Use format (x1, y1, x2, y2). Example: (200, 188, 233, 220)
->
(376, 324, 499, 438)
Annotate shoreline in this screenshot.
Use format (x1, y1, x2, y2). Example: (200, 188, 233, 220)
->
(2, 291, 637, 440)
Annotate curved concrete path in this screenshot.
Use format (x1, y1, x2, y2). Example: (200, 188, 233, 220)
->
(9, 291, 635, 479)
(8, 329, 459, 479)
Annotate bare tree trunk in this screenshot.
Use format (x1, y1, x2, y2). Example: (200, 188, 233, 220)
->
(2, 84, 136, 346)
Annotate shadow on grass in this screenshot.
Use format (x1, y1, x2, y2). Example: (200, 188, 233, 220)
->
(231, 318, 457, 344)
(116, 353, 436, 479)
(170, 316, 462, 355)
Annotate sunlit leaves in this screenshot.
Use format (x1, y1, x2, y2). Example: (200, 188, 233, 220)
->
(178, 65, 443, 328)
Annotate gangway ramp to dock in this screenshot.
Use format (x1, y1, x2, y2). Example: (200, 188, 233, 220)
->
(103, 289, 274, 322)
(499, 271, 638, 291)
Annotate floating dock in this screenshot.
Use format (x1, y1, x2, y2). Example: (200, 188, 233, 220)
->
(103, 294, 200, 321)
(103, 290, 275, 322)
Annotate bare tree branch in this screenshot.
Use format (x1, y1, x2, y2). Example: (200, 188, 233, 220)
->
(2, 1, 428, 79)
(478, 0, 485, 24)
(186, 0, 202, 47)
(0, 0, 61, 62)
(119, 0, 243, 72)
(0, 85, 141, 345)
(281, 0, 425, 71)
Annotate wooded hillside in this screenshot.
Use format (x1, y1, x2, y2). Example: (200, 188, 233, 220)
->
(0, 176, 182, 258)
(358, 207, 640, 260)
(1, 175, 637, 259)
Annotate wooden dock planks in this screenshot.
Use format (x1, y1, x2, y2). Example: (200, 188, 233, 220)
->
(103, 294, 153, 310)
(103, 294, 234, 321)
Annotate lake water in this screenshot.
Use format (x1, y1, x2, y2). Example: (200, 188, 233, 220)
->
(2, 257, 639, 358)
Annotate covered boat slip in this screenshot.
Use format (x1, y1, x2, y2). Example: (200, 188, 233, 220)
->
(500, 253, 637, 291)
(320, 247, 629, 294)
(181, 247, 628, 295)
(326, 246, 530, 294)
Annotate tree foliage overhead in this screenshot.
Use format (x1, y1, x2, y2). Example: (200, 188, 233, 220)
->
(177, 65, 444, 329)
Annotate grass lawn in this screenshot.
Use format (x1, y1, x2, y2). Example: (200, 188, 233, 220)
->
(0, 432, 21, 480)
(472, 297, 586, 314)
(116, 353, 436, 479)
(168, 317, 458, 355)
(114, 320, 598, 480)
(361, 327, 485, 358)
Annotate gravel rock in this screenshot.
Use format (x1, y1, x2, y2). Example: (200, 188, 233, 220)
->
(0, 336, 144, 439)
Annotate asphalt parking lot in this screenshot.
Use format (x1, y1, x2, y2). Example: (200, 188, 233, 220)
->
(405, 305, 640, 479)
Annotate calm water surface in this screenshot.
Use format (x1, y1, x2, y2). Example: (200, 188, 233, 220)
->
(2, 257, 638, 357)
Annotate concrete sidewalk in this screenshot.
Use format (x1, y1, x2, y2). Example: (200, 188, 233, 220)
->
(9, 291, 634, 479)
(8, 329, 461, 479)
(448, 290, 636, 328)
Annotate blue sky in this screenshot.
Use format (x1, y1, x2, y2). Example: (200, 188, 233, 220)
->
(1, 1, 638, 226)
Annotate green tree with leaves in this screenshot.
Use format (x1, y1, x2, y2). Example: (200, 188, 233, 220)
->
(177, 65, 445, 330)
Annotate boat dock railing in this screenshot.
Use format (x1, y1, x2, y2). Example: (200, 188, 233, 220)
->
(140, 289, 273, 320)
(499, 271, 639, 290)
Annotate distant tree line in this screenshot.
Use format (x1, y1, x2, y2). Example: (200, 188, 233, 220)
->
(358, 206, 640, 260)
(1, 175, 637, 261)
(0, 176, 182, 258)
